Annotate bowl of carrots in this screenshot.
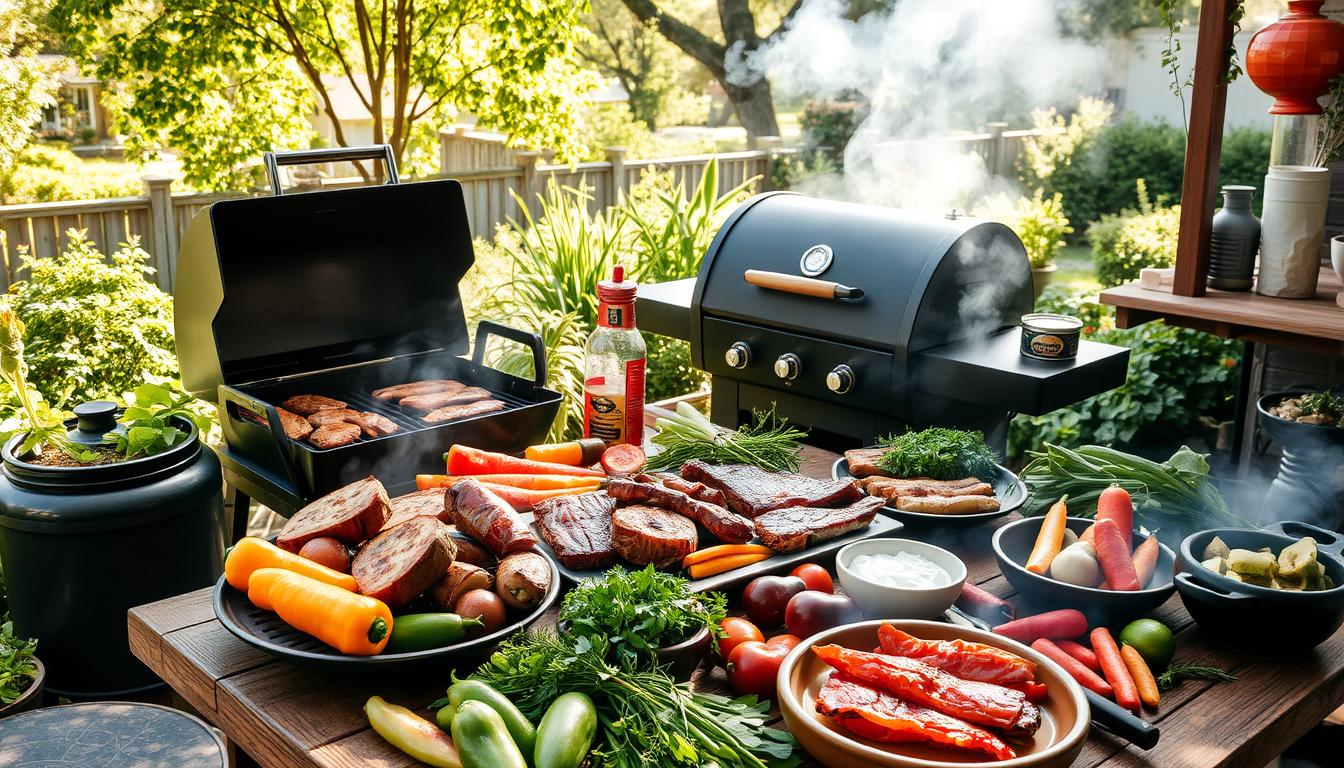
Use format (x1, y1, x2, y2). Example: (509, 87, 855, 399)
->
(992, 491, 1176, 626)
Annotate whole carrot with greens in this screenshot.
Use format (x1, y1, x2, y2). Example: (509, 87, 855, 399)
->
(247, 568, 392, 655)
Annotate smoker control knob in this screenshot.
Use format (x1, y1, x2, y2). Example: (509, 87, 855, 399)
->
(773, 353, 801, 381)
(826, 365, 855, 394)
(725, 342, 752, 369)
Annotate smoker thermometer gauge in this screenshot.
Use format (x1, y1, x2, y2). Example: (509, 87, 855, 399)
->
(799, 244, 833, 276)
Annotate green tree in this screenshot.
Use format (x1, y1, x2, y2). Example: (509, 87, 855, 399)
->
(579, 0, 699, 131)
(52, 0, 594, 190)
(0, 0, 58, 176)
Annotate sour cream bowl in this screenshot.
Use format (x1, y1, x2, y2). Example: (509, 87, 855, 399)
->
(836, 539, 967, 620)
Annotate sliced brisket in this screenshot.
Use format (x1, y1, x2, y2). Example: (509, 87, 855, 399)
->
(753, 497, 884, 553)
(679, 461, 863, 518)
(611, 505, 697, 569)
(534, 491, 617, 570)
(605, 477, 753, 544)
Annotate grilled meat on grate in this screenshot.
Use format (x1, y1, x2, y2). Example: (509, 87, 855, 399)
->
(679, 460, 863, 518)
(400, 386, 492, 412)
(534, 491, 617, 570)
(281, 394, 348, 415)
(605, 477, 753, 544)
(424, 399, 506, 423)
(307, 408, 363, 428)
(373, 379, 465, 401)
(308, 422, 361, 449)
(753, 497, 884, 552)
(276, 408, 313, 441)
(356, 411, 399, 438)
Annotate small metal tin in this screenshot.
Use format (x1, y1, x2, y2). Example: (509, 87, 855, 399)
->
(1020, 313, 1082, 360)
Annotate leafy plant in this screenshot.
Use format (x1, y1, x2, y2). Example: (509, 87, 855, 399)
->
(1089, 181, 1182, 287)
(108, 383, 212, 459)
(877, 428, 998, 481)
(1316, 74, 1344, 167)
(559, 564, 727, 669)
(982, 190, 1072, 269)
(800, 99, 865, 165)
(0, 307, 95, 462)
(0, 623, 38, 705)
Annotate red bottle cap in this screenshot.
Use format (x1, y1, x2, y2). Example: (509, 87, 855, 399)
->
(597, 266, 637, 304)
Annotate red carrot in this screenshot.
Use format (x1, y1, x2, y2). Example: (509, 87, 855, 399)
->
(1096, 485, 1134, 552)
(1131, 536, 1161, 589)
(1056, 639, 1101, 672)
(1091, 627, 1141, 713)
(993, 609, 1088, 643)
(1031, 639, 1114, 697)
(955, 582, 1015, 623)
(446, 444, 605, 477)
(1092, 519, 1141, 591)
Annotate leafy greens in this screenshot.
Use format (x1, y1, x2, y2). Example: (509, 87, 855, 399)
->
(876, 427, 998, 480)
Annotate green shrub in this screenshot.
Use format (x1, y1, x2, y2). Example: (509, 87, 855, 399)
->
(980, 190, 1072, 269)
(1089, 181, 1181, 287)
(800, 99, 864, 164)
(1009, 285, 1241, 458)
(1, 144, 144, 204)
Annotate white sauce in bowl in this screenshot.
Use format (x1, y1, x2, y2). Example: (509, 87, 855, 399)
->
(850, 552, 951, 589)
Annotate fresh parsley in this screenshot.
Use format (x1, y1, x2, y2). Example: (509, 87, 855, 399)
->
(0, 622, 38, 705)
(877, 427, 998, 480)
(107, 383, 211, 459)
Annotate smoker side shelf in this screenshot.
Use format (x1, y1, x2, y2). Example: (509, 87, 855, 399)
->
(636, 278, 695, 341)
(913, 330, 1130, 416)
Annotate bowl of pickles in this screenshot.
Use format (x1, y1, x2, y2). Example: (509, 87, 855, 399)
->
(1176, 521, 1344, 654)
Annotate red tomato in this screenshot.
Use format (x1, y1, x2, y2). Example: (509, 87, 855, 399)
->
(717, 617, 765, 665)
(727, 640, 790, 698)
(767, 634, 802, 651)
(790, 563, 834, 593)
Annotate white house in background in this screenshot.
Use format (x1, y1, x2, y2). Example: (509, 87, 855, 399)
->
(33, 54, 111, 142)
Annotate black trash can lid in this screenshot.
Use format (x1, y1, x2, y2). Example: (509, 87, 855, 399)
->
(0, 701, 226, 767)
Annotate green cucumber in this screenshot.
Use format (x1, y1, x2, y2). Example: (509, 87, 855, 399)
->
(534, 692, 597, 768)
(386, 613, 483, 653)
(447, 679, 536, 759)
(451, 700, 528, 768)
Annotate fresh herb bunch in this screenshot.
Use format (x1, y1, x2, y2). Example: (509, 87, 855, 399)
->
(560, 565, 726, 668)
(1157, 663, 1237, 691)
(108, 383, 211, 459)
(646, 402, 805, 473)
(471, 630, 797, 768)
(0, 623, 38, 705)
(876, 428, 998, 480)
(1297, 391, 1343, 422)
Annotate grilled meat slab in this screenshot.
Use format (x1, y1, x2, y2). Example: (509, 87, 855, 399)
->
(877, 624, 1036, 686)
(352, 516, 456, 607)
(680, 461, 863, 518)
(424, 399, 506, 423)
(357, 412, 399, 438)
(401, 386, 491, 412)
(534, 491, 617, 570)
(382, 488, 450, 530)
(307, 408, 362, 427)
(277, 476, 390, 551)
(612, 505, 697, 569)
(308, 422, 361, 449)
(817, 675, 1015, 761)
(606, 477, 753, 544)
(373, 379, 465, 401)
(844, 447, 890, 478)
(276, 408, 313, 441)
(446, 478, 538, 556)
(753, 497, 883, 553)
(281, 394, 348, 415)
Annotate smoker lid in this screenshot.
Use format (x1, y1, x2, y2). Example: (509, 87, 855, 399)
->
(188, 179, 474, 386)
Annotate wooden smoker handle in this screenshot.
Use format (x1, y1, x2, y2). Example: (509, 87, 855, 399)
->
(743, 270, 863, 300)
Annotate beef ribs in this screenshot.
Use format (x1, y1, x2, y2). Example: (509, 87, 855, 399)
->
(400, 387, 491, 412)
(382, 488, 449, 530)
(276, 408, 313, 441)
(611, 505, 697, 569)
(276, 476, 391, 551)
(534, 491, 617, 570)
(446, 478, 538, 556)
(373, 379, 465, 401)
(281, 394, 347, 415)
(679, 461, 863, 518)
(753, 497, 884, 553)
(308, 422, 361, 449)
(844, 447, 890, 478)
(351, 516, 457, 607)
(605, 477, 753, 544)
(424, 399, 506, 423)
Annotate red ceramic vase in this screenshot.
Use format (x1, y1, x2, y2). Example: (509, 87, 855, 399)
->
(1246, 0, 1344, 115)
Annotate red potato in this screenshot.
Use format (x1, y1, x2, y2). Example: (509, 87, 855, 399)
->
(993, 609, 1088, 643)
(297, 537, 351, 573)
(1096, 485, 1135, 552)
(1092, 519, 1141, 591)
(1031, 638, 1114, 697)
(455, 589, 507, 636)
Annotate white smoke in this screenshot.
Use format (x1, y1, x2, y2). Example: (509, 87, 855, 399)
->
(733, 0, 1108, 212)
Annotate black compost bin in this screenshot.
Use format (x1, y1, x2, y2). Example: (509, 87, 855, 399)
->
(0, 401, 225, 698)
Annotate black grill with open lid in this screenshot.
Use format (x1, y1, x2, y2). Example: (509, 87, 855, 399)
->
(173, 146, 560, 514)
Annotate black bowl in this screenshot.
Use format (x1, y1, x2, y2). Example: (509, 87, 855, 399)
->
(993, 516, 1176, 627)
(1256, 391, 1344, 446)
(1176, 521, 1344, 655)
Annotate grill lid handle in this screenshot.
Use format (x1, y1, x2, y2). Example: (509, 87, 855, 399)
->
(743, 269, 864, 301)
(264, 145, 400, 195)
(472, 320, 548, 388)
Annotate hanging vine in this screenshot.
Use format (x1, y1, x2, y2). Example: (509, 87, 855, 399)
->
(1158, 0, 1247, 135)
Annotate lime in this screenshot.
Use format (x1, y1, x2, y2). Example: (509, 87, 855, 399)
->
(1119, 619, 1174, 670)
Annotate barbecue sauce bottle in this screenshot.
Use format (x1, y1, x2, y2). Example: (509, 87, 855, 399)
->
(584, 266, 645, 446)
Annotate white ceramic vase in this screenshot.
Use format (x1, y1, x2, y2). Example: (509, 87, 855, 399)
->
(1256, 165, 1332, 298)
(1332, 234, 1344, 284)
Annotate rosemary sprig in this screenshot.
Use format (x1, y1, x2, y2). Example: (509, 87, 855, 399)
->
(1157, 663, 1238, 691)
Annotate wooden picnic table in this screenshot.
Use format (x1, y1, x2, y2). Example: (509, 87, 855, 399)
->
(128, 420, 1344, 768)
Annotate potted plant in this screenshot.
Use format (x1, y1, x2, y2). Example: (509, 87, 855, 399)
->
(1012, 190, 1073, 300)
(0, 621, 43, 717)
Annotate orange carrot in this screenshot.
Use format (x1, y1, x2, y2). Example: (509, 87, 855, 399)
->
(1096, 485, 1134, 552)
(446, 444, 605, 477)
(1056, 639, 1101, 672)
(1093, 519, 1141, 591)
(687, 552, 772, 579)
(1131, 536, 1160, 589)
(477, 482, 594, 511)
(1121, 644, 1160, 709)
(1091, 627, 1140, 713)
(1025, 495, 1069, 575)
(1032, 639, 1113, 697)
(415, 473, 601, 491)
(524, 438, 606, 467)
(682, 544, 775, 569)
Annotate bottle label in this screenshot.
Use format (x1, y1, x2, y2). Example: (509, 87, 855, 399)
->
(598, 301, 635, 329)
(582, 359, 646, 446)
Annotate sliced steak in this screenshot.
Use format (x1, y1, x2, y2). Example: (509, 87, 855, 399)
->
(423, 399, 506, 424)
(276, 476, 391, 551)
(611, 505, 697, 569)
(753, 497, 883, 553)
(276, 408, 313, 441)
(679, 461, 863, 518)
(606, 477, 753, 544)
(351, 516, 457, 607)
(307, 422, 361, 449)
(382, 488, 449, 530)
(307, 408, 362, 428)
(281, 394, 347, 415)
(446, 478, 538, 556)
(356, 412, 399, 438)
(400, 387, 491, 412)
(534, 491, 616, 571)
(844, 447, 890, 478)
(373, 379, 465, 401)
(655, 474, 728, 506)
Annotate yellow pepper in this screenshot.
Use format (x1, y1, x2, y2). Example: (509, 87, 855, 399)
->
(224, 536, 357, 592)
(247, 568, 393, 655)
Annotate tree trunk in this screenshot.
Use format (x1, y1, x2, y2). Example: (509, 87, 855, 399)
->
(725, 77, 779, 139)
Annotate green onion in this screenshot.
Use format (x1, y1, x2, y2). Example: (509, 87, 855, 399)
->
(644, 406, 805, 473)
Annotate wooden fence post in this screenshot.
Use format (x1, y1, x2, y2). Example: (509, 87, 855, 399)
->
(142, 175, 176, 291)
(985, 122, 1008, 179)
(514, 151, 543, 218)
(756, 136, 782, 190)
(606, 147, 627, 202)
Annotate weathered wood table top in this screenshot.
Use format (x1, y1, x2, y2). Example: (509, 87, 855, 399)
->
(129, 423, 1344, 768)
